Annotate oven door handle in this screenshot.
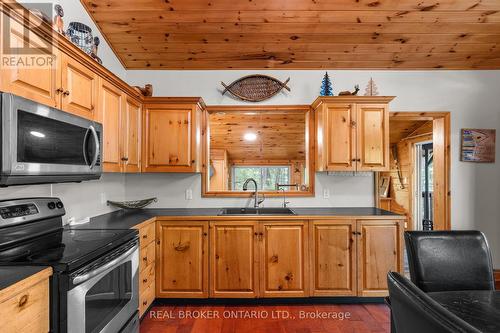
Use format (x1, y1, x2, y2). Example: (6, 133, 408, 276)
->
(72, 243, 138, 285)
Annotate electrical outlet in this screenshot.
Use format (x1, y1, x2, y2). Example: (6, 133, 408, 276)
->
(323, 188, 330, 199)
(100, 193, 107, 205)
(185, 189, 193, 200)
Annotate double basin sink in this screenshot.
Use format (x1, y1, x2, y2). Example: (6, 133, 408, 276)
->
(218, 207, 296, 216)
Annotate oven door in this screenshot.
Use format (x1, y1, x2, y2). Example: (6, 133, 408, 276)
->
(1, 93, 102, 179)
(67, 241, 139, 333)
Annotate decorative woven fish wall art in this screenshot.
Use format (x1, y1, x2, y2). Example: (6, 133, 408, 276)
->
(221, 75, 291, 102)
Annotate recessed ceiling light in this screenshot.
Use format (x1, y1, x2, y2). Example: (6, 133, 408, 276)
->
(244, 133, 257, 141)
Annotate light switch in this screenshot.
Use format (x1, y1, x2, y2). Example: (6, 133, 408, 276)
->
(186, 189, 193, 200)
(323, 188, 330, 199)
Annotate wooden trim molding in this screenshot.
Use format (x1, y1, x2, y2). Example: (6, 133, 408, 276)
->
(311, 96, 396, 110)
(202, 105, 315, 197)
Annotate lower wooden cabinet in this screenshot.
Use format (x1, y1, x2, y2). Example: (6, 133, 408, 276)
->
(134, 218, 156, 317)
(0, 268, 52, 333)
(260, 221, 309, 297)
(209, 221, 259, 298)
(156, 221, 209, 298)
(154, 218, 403, 299)
(310, 220, 357, 296)
(357, 220, 403, 297)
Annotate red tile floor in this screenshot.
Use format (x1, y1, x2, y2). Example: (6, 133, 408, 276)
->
(140, 304, 390, 333)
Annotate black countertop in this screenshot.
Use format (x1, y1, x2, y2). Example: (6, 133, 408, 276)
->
(0, 266, 50, 291)
(73, 207, 400, 230)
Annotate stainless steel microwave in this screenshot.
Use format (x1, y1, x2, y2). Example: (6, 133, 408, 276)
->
(0, 92, 102, 186)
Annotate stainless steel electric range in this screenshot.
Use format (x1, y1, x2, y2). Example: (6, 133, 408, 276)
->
(0, 198, 140, 333)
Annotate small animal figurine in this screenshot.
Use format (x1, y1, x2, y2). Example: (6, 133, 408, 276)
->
(338, 84, 360, 96)
(90, 37, 103, 64)
(53, 4, 65, 35)
(134, 84, 154, 97)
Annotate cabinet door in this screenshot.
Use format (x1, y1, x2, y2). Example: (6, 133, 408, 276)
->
(357, 220, 403, 297)
(356, 104, 389, 171)
(123, 96, 141, 173)
(310, 220, 356, 296)
(209, 221, 259, 298)
(156, 221, 208, 298)
(98, 79, 123, 172)
(60, 54, 97, 120)
(260, 221, 308, 297)
(0, 14, 60, 108)
(323, 104, 356, 171)
(143, 106, 195, 172)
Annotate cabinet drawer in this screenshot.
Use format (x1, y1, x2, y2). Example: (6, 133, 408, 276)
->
(139, 281, 155, 318)
(140, 240, 155, 268)
(0, 279, 50, 333)
(139, 262, 155, 294)
(139, 223, 155, 248)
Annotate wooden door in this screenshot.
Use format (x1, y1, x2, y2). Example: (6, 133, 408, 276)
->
(260, 221, 308, 297)
(0, 14, 60, 108)
(98, 78, 123, 172)
(143, 105, 194, 172)
(123, 96, 141, 172)
(357, 220, 403, 297)
(356, 104, 389, 171)
(60, 54, 97, 120)
(323, 104, 356, 171)
(156, 221, 208, 298)
(310, 220, 357, 296)
(209, 221, 259, 298)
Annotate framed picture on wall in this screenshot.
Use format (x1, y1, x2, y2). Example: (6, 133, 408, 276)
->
(379, 176, 391, 198)
(461, 129, 496, 163)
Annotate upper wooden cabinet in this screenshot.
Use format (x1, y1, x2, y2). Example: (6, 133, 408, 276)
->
(123, 96, 142, 173)
(313, 96, 393, 172)
(98, 78, 123, 172)
(156, 220, 209, 298)
(143, 98, 204, 173)
(60, 54, 98, 120)
(0, 13, 60, 108)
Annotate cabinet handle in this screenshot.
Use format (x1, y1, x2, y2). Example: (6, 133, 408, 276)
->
(63, 90, 70, 96)
(142, 256, 147, 262)
(203, 232, 208, 237)
(56, 88, 64, 94)
(121, 157, 129, 161)
(142, 234, 148, 239)
(18, 294, 29, 307)
(143, 300, 147, 306)
(143, 278, 148, 283)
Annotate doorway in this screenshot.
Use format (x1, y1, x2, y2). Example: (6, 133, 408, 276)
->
(376, 112, 450, 231)
(414, 142, 434, 230)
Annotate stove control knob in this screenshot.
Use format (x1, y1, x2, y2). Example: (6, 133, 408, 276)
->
(56, 202, 64, 209)
(48, 202, 56, 210)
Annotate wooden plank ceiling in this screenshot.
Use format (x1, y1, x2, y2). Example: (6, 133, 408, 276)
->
(81, 0, 500, 69)
(209, 111, 306, 161)
(390, 119, 433, 144)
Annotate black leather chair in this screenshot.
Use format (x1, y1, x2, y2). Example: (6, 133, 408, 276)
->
(405, 230, 495, 292)
(387, 271, 481, 333)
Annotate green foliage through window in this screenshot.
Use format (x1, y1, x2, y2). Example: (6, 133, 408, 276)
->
(232, 166, 291, 191)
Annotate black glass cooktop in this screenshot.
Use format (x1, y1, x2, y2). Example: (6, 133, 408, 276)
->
(0, 228, 137, 272)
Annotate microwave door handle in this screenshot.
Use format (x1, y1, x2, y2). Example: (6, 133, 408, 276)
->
(82, 127, 91, 166)
(72, 243, 138, 285)
(89, 125, 100, 169)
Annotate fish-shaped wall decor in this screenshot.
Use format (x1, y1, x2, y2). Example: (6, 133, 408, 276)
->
(221, 75, 291, 102)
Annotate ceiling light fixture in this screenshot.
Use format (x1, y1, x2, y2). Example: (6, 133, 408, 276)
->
(243, 133, 257, 141)
(30, 131, 45, 138)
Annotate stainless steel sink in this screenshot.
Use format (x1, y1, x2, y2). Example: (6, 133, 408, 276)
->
(218, 207, 296, 216)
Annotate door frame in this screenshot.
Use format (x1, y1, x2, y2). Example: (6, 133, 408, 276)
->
(375, 112, 451, 231)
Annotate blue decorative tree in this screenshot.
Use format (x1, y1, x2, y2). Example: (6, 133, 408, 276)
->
(320, 72, 333, 96)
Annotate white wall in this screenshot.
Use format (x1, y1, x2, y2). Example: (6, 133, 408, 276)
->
(19, 0, 126, 79)
(126, 70, 500, 265)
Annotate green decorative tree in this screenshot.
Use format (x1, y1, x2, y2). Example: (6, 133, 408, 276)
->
(320, 72, 333, 96)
